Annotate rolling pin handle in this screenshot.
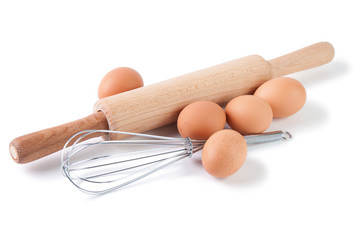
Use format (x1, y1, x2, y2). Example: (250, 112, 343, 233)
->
(268, 42, 335, 77)
(9, 112, 109, 164)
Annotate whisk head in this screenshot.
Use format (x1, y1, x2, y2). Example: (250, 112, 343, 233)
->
(61, 130, 205, 194)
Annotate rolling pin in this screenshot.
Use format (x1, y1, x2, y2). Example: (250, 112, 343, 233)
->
(9, 42, 335, 164)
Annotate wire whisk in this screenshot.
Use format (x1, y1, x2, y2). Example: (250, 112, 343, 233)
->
(61, 129, 291, 194)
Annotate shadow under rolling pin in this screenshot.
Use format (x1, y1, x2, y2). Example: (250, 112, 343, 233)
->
(9, 42, 334, 164)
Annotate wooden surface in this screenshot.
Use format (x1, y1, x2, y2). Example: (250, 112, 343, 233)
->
(9, 112, 108, 164)
(95, 42, 334, 140)
(269, 42, 335, 77)
(9, 42, 334, 163)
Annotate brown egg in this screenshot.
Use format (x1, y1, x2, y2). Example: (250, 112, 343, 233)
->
(202, 129, 247, 178)
(177, 101, 226, 140)
(254, 77, 306, 118)
(98, 67, 144, 99)
(225, 95, 273, 134)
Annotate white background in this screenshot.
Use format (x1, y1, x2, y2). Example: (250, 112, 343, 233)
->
(1, 0, 360, 239)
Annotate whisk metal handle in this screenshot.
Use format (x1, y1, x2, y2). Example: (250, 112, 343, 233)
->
(244, 131, 292, 144)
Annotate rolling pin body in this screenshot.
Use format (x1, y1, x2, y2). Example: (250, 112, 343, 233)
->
(95, 54, 271, 139)
(10, 42, 334, 163)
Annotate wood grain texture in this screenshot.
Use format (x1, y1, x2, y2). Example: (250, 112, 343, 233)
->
(9, 112, 108, 164)
(10, 42, 334, 163)
(94, 55, 272, 140)
(269, 42, 334, 77)
(94, 42, 334, 140)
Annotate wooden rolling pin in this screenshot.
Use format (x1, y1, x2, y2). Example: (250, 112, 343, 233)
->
(9, 42, 335, 164)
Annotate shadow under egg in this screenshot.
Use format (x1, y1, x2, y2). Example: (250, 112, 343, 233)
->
(219, 157, 267, 186)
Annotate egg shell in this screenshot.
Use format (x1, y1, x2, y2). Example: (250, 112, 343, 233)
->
(98, 67, 143, 99)
(202, 129, 247, 178)
(225, 95, 273, 134)
(177, 101, 226, 140)
(254, 77, 306, 118)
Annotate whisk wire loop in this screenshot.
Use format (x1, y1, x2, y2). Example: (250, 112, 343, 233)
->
(61, 129, 288, 194)
(61, 130, 204, 194)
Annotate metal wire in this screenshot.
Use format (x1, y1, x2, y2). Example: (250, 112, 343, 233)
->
(61, 130, 205, 194)
(61, 129, 290, 195)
